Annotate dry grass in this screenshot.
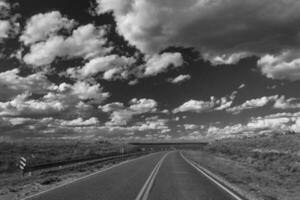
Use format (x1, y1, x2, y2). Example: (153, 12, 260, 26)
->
(185, 133, 300, 200)
(0, 140, 135, 173)
(0, 140, 140, 200)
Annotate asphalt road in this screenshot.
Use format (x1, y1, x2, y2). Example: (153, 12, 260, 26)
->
(24, 151, 244, 200)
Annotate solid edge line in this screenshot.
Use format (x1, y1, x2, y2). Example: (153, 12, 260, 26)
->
(135, 152, 169, 200)
(21, 152, 159, 200)
(180, 152, 244, 200)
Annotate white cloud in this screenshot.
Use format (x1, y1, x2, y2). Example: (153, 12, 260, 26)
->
(0, 1, 10, 16)
(67, 55, 135, 80)
(67, 52, 183, 81)
(143, 52, 183, 76)
(100, 98, 158, 126)
(207, 52, 252, 65)
(184, 124, 198, 130)
(20, 11, 75, 45)
(173, 99, 215, 113)
(60, 117, 99, 127)
(258, 51, 300, 81)
(0, 1, 19, 40)
(106, 117, 170, 133)
(0, 20, 10, 38)
(129, 98, 157, 113)
(136, 118, 169, 132)
(0, 92, 64, 116)
(227, 95, 278, 114)
(238, 84, 246, 89)
(0, 80, 109, 124)
(47, 81, 109, 104)
(173, 90, 237, 113)
(273, 96, 300, 110)
(247, 117, 292, 131)
(0, 69, 53, 101)
(72, 81, 109, 102)
(168, 74, 191, 84)
(106, 110, 134, 126)
(100, 102, 124, 112)
(94, 0, 300, 80)
(227, 95, 300, 114)
(206, 112, 299, 139)
(23, 24, 110, 66)
(291, 118, 300, 132)
(214, 91, 237, 111)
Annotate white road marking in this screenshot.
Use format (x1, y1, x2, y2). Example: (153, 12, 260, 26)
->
(21, 152, 160, 200)
(135, 152, 170, 200)
(180, 152, 244, 200)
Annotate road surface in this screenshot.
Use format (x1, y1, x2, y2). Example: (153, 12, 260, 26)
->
(24, 151, 244, 200)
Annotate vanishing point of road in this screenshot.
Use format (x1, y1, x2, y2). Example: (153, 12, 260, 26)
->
(24, 151, 245, 200)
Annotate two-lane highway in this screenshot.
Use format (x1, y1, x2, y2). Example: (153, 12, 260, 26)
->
(24, 151, 244, 200)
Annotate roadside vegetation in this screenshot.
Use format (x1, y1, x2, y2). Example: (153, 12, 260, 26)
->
(0, 140, 138, 200)
(0, 140, 135, 173)
(185, 132, 300, 200)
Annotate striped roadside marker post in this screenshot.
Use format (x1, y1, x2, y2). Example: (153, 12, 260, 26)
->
(19, 157, 27, 176)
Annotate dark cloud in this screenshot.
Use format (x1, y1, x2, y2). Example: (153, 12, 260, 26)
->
(95, 0, 300, 80)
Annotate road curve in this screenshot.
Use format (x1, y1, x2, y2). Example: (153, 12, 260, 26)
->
(24, 152, 168, 200)
(24, 151, 244, 200)
(148, 151, 241, 200)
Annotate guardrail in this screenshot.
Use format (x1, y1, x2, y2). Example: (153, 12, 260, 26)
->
(23, 151, 151, 173)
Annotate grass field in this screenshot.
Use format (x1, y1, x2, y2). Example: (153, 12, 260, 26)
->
(185, 132, 300, 200)
(0, 140, 136, 174)
(0, 140, 141, 200)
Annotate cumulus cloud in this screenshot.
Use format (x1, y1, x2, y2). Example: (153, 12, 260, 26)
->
(129, 98, 157, 113)
(67, 54, 135, 80)
(0, 92, 64, 116)
(23, 23, 110, 66)
(0, 1, 19, 40)
(95, 0, 300, 80)
(47, 81, 109, 104)
(136, 117, 169, 132)
(258, 51, 300, 81)
(227, 95, 278, 114)
(0, 80, 109, 126)
(100, 98, 158, 126)
(173, 99, 215, 114)
(206, 113, 296, 139)
(95, 0, 300, 55)
(207, 52, 252, 65)
(291, 118, 300, 132)
(66, 52, 183, 81)
(168, 74, 191, 84)
(143, 52, 183, 76)
(173, 90, 237, 113)
(107, 116, 170, 133)
(227, 95, 300, 114)
(0, 69, 53, 101)
(20, 11, 75, 45)
(184, 124, 198, 130)
(0, 20, 10, 38)
(273, 96, 300, 110)
(60, 117, 99, 127)
(247, 117, 292, 131)
(101, 102, 125, 112)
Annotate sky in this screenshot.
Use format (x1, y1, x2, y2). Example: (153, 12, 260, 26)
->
(1, 0, 300, 142)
